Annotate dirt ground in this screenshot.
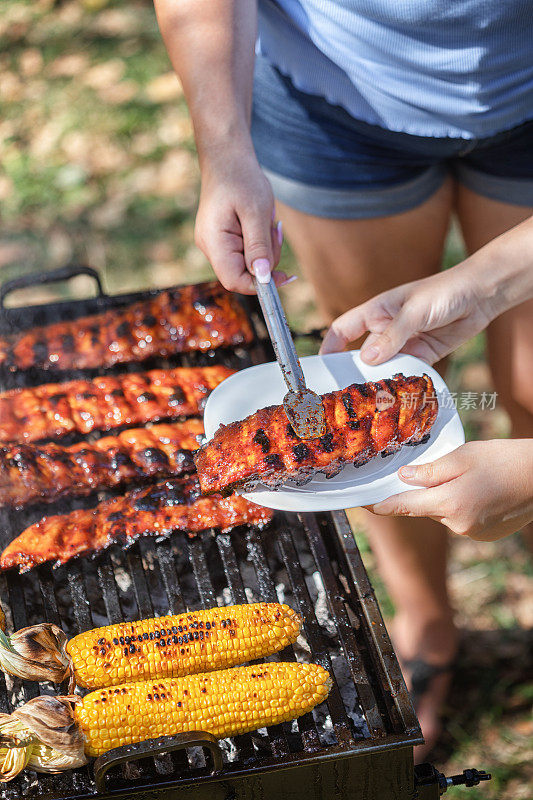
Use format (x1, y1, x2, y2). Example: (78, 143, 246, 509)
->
(1, 2, 531, 797)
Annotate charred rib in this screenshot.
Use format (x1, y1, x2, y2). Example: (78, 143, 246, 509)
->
(0, 477, 273, 572)
(0, 282, 253, 372)
(195, 374, 438, 494)
(0, 420, 205, 508)
(0, 365, 233, 444)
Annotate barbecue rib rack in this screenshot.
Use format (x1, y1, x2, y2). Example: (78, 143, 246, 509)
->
(0, 265, 423, 800)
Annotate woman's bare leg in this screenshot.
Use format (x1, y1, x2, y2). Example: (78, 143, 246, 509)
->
(455, 186, 533, 548)
(277, 181, 453, 321)
(276, 180, 456, 759)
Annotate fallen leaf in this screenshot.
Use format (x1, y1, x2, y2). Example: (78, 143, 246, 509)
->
(158, 111, 193, 145)
(131, 133, 157, 157)
(57, 2, 84, 24)
(88, 141, 131, 175)
(146, 241, 174, 262)
(0, 176, 13, 202)
(49, 53, 89, 78)
(88, 8, 142, 36)
(145, 72, 183, 103)
(19, 48, 43, 77)
(0, 73, 24, 103)
(152, 150, 197, 196)
(48, 228, 73, 266)
(84, 59, 126, 90)
(0, 240, 29, 267)
(96, 80, 138, 105)
(126, 164, 159, 194)
(90, 196, 127, 229)
(148, 262, 188, 289)
(61, 130, 93, 166)
(29, 120, 65, 158)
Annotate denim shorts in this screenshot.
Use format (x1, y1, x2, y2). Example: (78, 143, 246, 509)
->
(251, 56, 533, 219)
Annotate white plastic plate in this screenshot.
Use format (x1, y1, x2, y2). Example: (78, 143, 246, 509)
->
(203, 351, 465, 512)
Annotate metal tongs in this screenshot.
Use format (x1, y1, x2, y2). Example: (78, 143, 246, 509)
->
(254, 276, 326, 439)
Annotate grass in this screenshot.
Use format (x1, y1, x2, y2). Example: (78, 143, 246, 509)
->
(1, 2, 531, 797)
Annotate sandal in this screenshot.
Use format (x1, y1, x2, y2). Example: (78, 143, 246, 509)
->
(403, 656, 457, 711)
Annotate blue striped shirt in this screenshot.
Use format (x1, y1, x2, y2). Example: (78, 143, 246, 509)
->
(257, 0, 533, 139)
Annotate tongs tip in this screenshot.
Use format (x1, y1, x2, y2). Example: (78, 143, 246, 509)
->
(283, 390, 326, 440)
(254, 276, 326, 440)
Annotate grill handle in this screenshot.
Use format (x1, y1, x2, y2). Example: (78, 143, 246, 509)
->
(93, 730, 224, 793)
(0, 263, 105, 308)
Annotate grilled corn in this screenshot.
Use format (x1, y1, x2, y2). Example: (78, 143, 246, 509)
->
(79, 662, 331, 757)
(0, 662, 331, 779)
(0, 603, 301, 689)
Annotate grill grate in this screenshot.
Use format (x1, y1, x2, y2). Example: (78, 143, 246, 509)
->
(0, 267, 421, 799)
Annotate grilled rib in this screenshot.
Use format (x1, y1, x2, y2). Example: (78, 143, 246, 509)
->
(195, 374, 438, 494)
(0, 476, 273, 572)
(0, 419, 205, 509)
(0, 365, 233, 444)
(0, 281, 253, 372)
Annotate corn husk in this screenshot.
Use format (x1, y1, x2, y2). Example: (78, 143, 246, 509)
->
(0, 696, 87, 782)
(0, 624, 70, 685)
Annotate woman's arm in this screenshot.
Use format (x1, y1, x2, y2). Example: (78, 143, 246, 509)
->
(154, 0, 284, 292)
(368, 439, 533, 542)
(321, 215, 533, 363)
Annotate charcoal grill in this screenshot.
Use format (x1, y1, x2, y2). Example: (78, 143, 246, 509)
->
(0, 265, 490, 800)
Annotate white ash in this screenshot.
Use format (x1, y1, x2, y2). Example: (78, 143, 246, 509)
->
(218, 736, 239, 763)
(311, 571, 338, 636)
(244, 586, 255, 603)
(221, 587, 233, 606)
(113, 565, 133, 594)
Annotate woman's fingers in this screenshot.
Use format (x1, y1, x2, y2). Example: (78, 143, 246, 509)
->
(397, 450, 465, 487)
(367, 449, 468, 523)
(320, 306, 370, 354)
(196, 202, 289, 293)
(240, 203, 277, 283)
(201, 228, 257, 294)
(360, 306, 420, 364)
(367, 487, 441, 519)
(396, 335, 442, 365)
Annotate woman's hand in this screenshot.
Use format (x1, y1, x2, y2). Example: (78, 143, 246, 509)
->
(321, 215, 533, 364)
(195, 144, 286, 294)
(320, 267, 494, 365)
(367, 440, 533, 541)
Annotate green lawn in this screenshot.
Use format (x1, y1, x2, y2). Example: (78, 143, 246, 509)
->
(1, 2, 531, 796)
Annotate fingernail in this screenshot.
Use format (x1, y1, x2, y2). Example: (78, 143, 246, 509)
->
(399, 466, 416, 479)
(276, 220, 283, 246)
(362, 346, 379, 362)
(252, 258, 271, 284)
(279, 274, 297, 286)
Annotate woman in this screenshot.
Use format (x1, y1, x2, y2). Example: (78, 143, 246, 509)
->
(154, 0, 533, 758)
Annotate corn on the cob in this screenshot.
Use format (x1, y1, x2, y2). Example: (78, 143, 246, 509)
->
(0, 603, 301, 690)
(0, 662, 331, 779)
(79, 662, 331, 757)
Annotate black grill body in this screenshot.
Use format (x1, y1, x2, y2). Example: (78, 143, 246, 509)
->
(0, 266, 422, 800)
